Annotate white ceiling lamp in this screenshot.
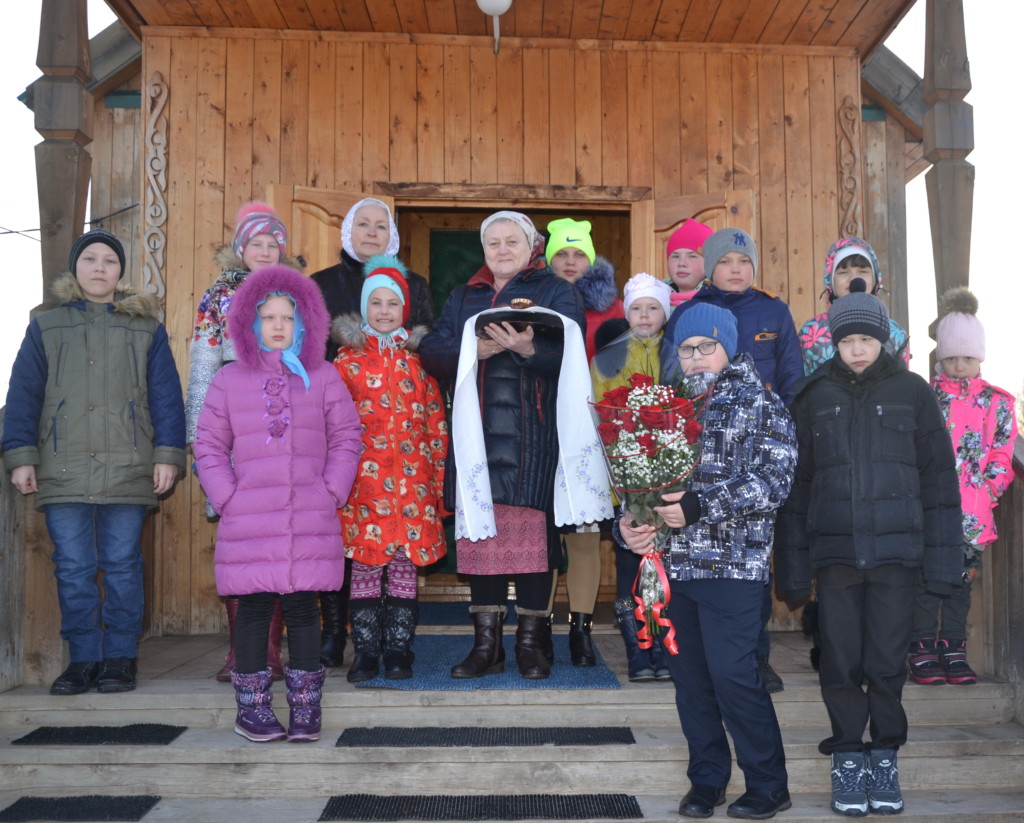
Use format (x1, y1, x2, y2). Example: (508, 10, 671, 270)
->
(476, 0, 513, 54)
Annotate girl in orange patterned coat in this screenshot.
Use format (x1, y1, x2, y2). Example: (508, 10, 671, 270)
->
(332, 255, 448, 683)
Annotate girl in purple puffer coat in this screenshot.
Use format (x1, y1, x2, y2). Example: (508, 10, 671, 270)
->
(195, 264, 361, 744)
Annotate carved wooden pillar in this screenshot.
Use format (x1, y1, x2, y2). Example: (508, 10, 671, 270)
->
(24, 0, 94, 686)
(923, 0, 973, 299)
(34, 0, 93, 304)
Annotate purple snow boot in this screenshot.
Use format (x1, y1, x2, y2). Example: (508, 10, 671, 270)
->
(284, 665, 326, 742)
(231, 669, 286, 742)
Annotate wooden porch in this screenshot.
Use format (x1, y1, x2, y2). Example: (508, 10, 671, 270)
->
(1, 627, 1023, 822)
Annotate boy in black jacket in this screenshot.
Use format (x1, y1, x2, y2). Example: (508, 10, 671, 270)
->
(775, 280, 962, 817)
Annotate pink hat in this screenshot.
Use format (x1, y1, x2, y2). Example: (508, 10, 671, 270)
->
(232, 201, 287, 259)
(935, 287, 985, 362)
(666, 219, 714, 258)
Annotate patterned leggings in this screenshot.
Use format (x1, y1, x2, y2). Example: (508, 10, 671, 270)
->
(350, 546, 418, 601)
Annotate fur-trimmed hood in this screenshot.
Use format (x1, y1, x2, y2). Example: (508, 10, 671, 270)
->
(51, 271, 160, 319)
(229, 264, 331, 369)
(330, 312, 428, 353)
(561, 255, 617, 313)
(214, 244, 304, 275)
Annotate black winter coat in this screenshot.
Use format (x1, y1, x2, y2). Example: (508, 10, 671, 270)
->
(310, 250, 435, 361)
(419, 264, 585, 513)
(775, 351, 963, 599)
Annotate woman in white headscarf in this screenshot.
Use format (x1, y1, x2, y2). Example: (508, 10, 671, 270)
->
(311, 197, 435, 362)
(420, 211, 608, 681)
(309, 197, 435, 668)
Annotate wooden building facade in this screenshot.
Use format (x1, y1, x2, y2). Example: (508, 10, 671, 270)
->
(10, 0, 997, 688)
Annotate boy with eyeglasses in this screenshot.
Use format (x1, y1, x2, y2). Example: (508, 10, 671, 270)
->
(617, 303, 797, 820)
(664, 227, 803, 695)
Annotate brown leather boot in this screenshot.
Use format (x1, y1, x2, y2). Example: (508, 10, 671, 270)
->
(215, 598, 239, 682)
(515, 609, 552, 679)
(267, 598, 285, 681)
(451, 606, 506, 678)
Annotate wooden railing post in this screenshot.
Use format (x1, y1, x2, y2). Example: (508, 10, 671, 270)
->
(989, 439, 1024, 721)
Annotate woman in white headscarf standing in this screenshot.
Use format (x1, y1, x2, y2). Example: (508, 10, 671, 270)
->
(420, 211, 609, 681)
(309, 198, 435, 667)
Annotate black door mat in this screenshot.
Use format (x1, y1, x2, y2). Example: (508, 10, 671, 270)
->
(336, 726, 636, 747)
(11, 724, 186, 746)
(319, 793, 643, 821)
(0, 795, 160, 822)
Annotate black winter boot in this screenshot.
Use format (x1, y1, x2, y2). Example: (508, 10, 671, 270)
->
(614, 597, 656, 682)
(568, 612, 596, 667)
(346, 599, 382, 683)
(319, 589, 348, 668)
(451, 606, 506, 678)
(515, 608, 552, 679)
(383, 597, 417, 680)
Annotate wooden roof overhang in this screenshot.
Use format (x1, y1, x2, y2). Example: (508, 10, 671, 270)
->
(105, 0, 914, 59)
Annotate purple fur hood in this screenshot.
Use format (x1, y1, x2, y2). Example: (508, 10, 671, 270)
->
(229, 264, 332, 369)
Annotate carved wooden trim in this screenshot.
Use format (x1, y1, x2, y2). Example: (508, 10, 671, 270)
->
(143, 71, 168, 313)
(837, 94, 862, 238)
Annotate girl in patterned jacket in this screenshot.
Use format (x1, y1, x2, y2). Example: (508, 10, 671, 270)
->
(332, 256, 448, 683)
(798, 237, 910, 375)
(908, 287, 1017, 686)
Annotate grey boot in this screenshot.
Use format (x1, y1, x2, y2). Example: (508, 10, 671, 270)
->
(383, 597, 417, 680)
(614, 597, 656, 682)
(347, 598, 382, 683)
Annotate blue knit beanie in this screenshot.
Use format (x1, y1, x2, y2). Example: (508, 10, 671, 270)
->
(672, 303, 738, 361)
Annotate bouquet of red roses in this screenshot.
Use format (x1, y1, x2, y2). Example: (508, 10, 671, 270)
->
(589, 373, 705, 654)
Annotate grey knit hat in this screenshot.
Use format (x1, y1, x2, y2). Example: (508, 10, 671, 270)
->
(827, 278, 890, 344)
(702, 228, 758, 281)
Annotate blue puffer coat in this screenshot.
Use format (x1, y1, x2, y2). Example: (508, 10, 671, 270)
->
(665, 283, 804, 406)
(419, 264, 585, 512)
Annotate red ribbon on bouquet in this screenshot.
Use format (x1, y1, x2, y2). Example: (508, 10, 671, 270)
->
(631, 550, 679, 655)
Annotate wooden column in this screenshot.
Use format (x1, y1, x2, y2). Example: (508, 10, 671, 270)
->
(24, 0, 94, 685)
(34, 0, 93, 303)
(923, 0, 973, 299)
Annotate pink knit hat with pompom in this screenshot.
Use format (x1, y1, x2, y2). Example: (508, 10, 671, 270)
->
(232, 201, 288, 259)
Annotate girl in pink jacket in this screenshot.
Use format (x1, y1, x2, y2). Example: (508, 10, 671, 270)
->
(908, 288, 1017, 686)
(195, 265, 361, 743)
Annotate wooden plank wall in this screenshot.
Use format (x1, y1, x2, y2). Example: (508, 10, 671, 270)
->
(141, 29, 863, 634)
(90, 76, 143, 287)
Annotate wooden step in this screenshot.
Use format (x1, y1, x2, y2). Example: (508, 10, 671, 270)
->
(1, 723, 1021, 796)
(0, 669, 1015, 730)
(0, 790, 1022, 823)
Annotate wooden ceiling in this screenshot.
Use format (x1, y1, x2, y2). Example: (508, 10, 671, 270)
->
(106, 0, 914, 57)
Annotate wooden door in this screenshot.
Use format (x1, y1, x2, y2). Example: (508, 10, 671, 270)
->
(630, 190, 755, 280)
(266, 185, 393, 273)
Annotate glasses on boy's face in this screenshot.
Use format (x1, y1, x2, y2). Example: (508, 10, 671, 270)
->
(677, 341, 720, 359)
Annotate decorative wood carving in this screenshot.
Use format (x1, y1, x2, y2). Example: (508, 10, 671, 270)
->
(143, 71, 168, 312)
(837, 94, 862, 238)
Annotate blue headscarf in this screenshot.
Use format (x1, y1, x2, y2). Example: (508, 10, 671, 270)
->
(254, 292, 310, 390)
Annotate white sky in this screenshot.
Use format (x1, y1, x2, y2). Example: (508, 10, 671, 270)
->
(0, 2, 1020, 401)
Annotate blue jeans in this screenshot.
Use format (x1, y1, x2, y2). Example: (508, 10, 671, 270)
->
(43, 503, 149, 661)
